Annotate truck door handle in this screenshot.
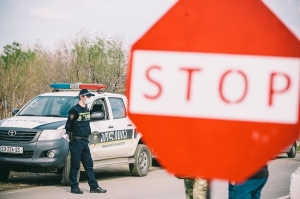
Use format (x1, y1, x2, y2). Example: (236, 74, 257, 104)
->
(127, 124, 132, 127)
(108, 125, 114, 128)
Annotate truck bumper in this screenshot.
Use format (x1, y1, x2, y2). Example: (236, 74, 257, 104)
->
(0, 138, 69, 171)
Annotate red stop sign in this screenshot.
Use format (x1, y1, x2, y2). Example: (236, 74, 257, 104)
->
(126, 0, 300, 181)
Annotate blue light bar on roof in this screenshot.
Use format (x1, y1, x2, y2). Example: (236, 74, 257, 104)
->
(50, 83, 106, 91)
(50, 83, 71, 89)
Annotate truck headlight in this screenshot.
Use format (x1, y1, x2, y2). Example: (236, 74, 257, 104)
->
(38, 129, 66, 141)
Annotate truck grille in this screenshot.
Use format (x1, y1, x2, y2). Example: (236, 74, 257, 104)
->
(0, 151, 34, 158)
(0, 130, 38, 142)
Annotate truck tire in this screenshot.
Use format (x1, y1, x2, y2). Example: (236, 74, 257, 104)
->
(287, 144, 297, 158)
(0, 168, 10, 182)
(129, 144, 151, 177)
(61, 152, 80, 186)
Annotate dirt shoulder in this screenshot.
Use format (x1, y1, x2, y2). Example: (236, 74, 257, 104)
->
(0, 163, 162, 192)
(0, 171, 62, 192)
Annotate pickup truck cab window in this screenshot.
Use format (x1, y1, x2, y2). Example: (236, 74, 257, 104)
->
(91, 98, 109, 120)
(108, 97, 126, 119)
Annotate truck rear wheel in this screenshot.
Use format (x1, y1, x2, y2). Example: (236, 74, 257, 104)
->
(61, 152, 80, 186)
(129, 144, 151, 176)
(0, 168, 10, 182)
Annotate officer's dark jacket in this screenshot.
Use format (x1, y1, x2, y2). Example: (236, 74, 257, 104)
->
(65, 104, 92, 137)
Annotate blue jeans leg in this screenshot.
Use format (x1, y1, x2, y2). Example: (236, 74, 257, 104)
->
(232, 178, 268, 199)
(228, 183, 235, 199)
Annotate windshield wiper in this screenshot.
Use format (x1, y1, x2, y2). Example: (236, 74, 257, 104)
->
(18, 114, 37, 116)
(43, 114, 63, 117)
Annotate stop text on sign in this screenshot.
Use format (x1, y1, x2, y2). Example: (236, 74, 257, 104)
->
(129, 50, 300, 124)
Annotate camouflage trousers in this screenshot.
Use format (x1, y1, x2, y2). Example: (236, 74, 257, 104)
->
(184, 178, 210, 199)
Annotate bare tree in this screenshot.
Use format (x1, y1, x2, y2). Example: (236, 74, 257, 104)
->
(0, 31, 128, 119)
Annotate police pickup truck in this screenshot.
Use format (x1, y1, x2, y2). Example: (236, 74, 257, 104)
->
(0, 83, 151, 185)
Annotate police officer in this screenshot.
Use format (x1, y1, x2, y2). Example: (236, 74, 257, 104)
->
(65, 89, 107, 194)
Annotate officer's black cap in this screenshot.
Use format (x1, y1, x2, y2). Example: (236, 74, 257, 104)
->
(78, 89, 95, 97)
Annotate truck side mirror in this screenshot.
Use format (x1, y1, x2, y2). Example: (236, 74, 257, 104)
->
(12, 108, 19, 116)
(91, 112, 105, 120)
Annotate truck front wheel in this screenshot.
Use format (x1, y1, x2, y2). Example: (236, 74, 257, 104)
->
(0, 168, 10, 182)
(61, 152, 80, 186)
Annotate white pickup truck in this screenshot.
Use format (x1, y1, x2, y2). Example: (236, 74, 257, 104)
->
(0, 83, 151, 185)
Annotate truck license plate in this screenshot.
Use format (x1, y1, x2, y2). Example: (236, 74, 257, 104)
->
(0, 146, 23, 154)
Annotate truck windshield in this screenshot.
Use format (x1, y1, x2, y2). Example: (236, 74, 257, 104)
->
(18, 96, 79, 118)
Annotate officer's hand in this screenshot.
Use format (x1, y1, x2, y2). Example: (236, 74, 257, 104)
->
(67, 131, 73, 143)
(63, 134, 70, 141)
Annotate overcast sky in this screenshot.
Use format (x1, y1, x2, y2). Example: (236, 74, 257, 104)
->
(0, 0, 299, 51)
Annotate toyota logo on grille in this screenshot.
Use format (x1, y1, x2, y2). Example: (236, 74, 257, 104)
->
(8, 130, 17, 136)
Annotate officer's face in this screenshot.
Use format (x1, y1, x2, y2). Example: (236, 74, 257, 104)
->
(82, 95, 92, 105)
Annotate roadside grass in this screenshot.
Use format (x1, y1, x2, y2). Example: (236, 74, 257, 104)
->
(297, 145, 300, 151)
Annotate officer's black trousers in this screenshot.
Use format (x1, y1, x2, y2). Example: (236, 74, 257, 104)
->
(69, 139, 99, 189)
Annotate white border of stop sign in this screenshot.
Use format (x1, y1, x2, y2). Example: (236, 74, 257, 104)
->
(129, 50, 300, 124)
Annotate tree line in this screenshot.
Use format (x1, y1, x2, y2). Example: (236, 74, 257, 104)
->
(0, 32, 128, 119)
